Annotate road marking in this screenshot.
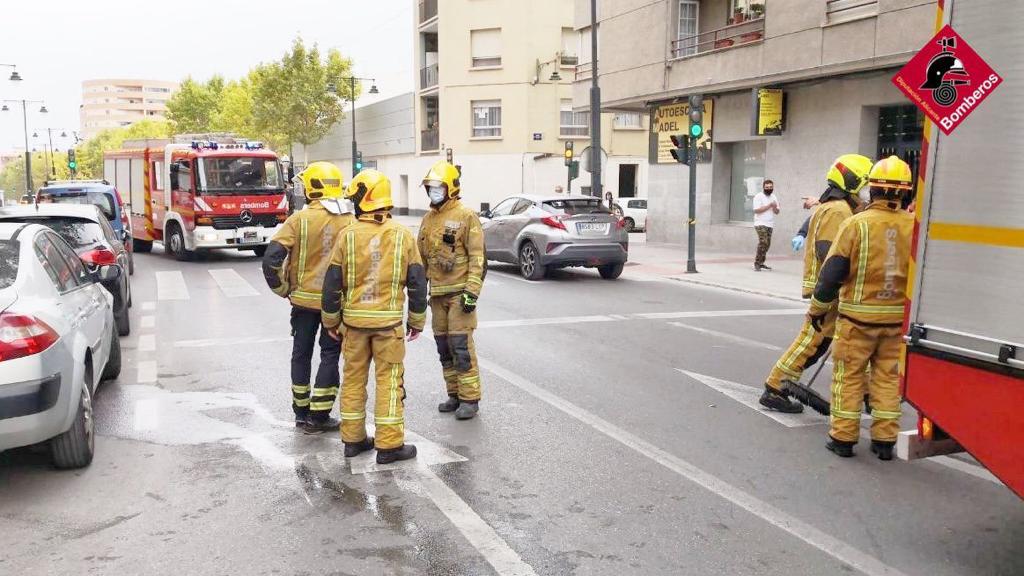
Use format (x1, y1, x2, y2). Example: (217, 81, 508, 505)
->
(141, 315, 155, 329)
(480, 315, 613, 329)
(929, 455, 1004, 485)
(347, 430, 467, 475)
(488, 270, 534, 284)
(175, 335, 291, 348)
(155, 271, 189, 301)
(634, 308, 806, 320)
(138, 334, 156, 352)
(136, 360, 157, 383)
(677, 370, 823, 427)
(480, 357, 909, 576)
(141, 302, 156, 311)
(669, 322, 783, 352)
(209, 268, 260, 297)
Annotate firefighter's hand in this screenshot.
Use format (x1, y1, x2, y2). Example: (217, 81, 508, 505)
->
(791, 235, 805, 252)
(327, 328, 341, 341)
(407, 327, 422, 342)
(461, 292, 478, 314)
(808, 313, 826, 333)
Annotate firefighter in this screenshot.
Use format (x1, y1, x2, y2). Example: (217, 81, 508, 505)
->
(262, 161, 354, 433)
(760, 154, 874, 413)
(417, 161, 486, 420)
(321, 169, 428, 464)
(808, 156, 914, 459)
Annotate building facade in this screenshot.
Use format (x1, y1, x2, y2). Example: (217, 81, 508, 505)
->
(574, 0, 936, 251)
(80, 79, 179, 140)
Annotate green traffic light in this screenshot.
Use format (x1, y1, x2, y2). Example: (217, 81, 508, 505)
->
(68, 161, 77, 169)
(690, 124, 703, 138)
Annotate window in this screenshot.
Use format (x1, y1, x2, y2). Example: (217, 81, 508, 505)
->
(560, 100, 590, 137)
(728, 140, 766, 222)
(472, 100, 502, 138)
(0, 240, 18, 289)
(490, 198, 518, 217)
(470, 29, 502, 68)
(627, 199, 648, 209)
(43, 190, 116, 220)
(578, 27, 593, 65)
(511, 199, 533, 215)
(677, 0, 699, 57)
(34, 234, 79, 292)
(542, 198, 610, 215)
(51, 233, 90, 286)
(561, 28, 578, 65)
(614, 112, 643, 129)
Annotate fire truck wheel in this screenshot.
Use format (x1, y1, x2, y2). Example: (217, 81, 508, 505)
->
(133, 239, 153, 253)
(166, 223, 194, 262)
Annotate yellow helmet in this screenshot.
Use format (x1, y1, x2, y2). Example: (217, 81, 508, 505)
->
(300, 161, 344, 201)
(826, 154, 873, 195)
(422, 160, 461, 200)
(868, 155, 914, 191)
(345, 169, 392, 214)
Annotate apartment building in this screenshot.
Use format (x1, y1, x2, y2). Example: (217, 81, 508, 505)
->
(80, 79, 178, 140)
(574, 0, 937, 250)
(414, 0, 650, 210)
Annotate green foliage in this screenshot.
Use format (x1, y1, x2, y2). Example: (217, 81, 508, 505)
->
(75, 120, 172, 179)
(166, 76, 226, 133)
(1, 151, 73, 199)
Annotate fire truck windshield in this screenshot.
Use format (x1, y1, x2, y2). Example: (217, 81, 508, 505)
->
(198, 157, 283, 195)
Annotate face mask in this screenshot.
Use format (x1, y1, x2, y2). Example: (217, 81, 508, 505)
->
(763, 188, 774, 195)
(427, 185, 447, 205)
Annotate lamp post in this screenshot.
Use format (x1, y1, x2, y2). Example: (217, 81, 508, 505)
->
(0, 64, 22, 82)
(2, 99, 48, 194)
(588, 0, 603, 200)
(36, 128, 70, 179)
(328, 77, 379, 177)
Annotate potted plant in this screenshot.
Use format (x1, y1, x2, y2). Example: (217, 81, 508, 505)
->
(749, 2, 765, 19)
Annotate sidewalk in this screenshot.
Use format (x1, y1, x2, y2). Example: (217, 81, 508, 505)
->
(627, 235, 807, 302)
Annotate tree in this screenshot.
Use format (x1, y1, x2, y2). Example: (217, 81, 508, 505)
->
(166, 76, 225, 134)
(0, 150, 74, 201)
(75, 120, 172, 179)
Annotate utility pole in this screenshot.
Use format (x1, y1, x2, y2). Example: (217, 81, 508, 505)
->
(330, 77, 378, 178)
(588, 0, 602, 200)
(686, 94, 704, 274)
(2, 99, 47, 195)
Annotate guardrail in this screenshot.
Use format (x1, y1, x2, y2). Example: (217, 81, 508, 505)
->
(421, 129, 439, 152)
(670, 17, 765, 59)
(420, 64, 438, 90)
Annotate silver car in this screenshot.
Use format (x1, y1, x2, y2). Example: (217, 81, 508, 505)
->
(481, 195, 628, 280)
(0, 222, 122, 468)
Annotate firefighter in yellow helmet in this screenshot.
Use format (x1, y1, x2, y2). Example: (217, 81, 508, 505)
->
(417, 160, 486, 420)
(321, 169, 428, 464)
(263, 161, 354, 433)
(808, 156, 914, 459)
(760, 154, 874, 413)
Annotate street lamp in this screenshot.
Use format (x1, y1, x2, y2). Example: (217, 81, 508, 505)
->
(36, 128, 73, 178)
(1, 64, 21, 82)
(328, 77, 378, 177)
(2, 99, 48, 194)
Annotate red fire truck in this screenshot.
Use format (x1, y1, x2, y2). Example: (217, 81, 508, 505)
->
(104, 135, 288, 260)
(897, 0, 1023, 499)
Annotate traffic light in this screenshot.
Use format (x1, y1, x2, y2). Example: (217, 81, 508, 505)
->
(355, 151, 363, 172)
(670, 134, 690, 165)
(688, 94, 704, 139)
(67, 148, 77, 172)
(564, 141, 574, 166)
(446, 148, 454, 164)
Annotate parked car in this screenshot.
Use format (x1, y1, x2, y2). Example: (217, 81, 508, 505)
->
(615, 198, 648, 232)
(0, 204, 132, 335)
(481, 195, 628, 280)
(0, 222, 121, 468)
(37, 180, 134, 275)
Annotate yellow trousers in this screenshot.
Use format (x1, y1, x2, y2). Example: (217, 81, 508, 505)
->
(829, 317, 903, 443)
(766, 309, 837, 391)
(431, 295, 481, 401)
(340, 326, 407, 450)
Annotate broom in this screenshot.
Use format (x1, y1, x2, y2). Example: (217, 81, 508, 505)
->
(784, 350, 832, 416)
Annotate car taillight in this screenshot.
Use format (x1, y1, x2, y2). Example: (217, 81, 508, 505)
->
(80, 248, 118, 266)
(0, 313, 59, 362)
(541, 215, 567, 231)
(616, 218, 627, 229)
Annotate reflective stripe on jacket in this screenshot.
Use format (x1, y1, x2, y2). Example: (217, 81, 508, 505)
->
(801, 200, 854, 298)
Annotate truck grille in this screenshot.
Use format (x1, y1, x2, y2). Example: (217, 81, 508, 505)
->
(210, 215, 279, 229)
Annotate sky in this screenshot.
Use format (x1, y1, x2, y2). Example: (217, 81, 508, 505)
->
(0, 0, 414, 151)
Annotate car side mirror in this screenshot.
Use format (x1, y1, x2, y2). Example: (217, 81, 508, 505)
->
(96, 264, 122, 283)
(479, 209, 491, 219)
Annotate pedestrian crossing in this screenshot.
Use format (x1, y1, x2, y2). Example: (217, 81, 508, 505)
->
(156, 269, 263, 301)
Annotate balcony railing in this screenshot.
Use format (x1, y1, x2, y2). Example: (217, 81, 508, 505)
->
(419, 0, 437, 24)
(670, 17, 765, 59)
(421, 128, 439, 151)
(420, 64, 438, 90)
(826, 0, 878, 23)
(575, 61, 593, 81)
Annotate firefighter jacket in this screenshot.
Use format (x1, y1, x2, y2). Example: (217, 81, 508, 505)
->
(262, 201, 354, 310)
(809, 201, 914, 326)
(321, 213, 428, 332)
(801, 198, 855, 298)
(418, 198, 485, 298)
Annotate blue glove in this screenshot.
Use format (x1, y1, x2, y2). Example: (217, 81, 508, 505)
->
(791, 235, 805, 252)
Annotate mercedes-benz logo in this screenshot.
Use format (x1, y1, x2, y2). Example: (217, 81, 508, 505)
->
(239, 209, 254, 224)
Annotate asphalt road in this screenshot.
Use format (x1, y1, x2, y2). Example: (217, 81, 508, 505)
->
(2, 240, 1022, 576)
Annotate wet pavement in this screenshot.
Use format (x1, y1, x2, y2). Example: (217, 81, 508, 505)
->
(2, 244, 1022, 576)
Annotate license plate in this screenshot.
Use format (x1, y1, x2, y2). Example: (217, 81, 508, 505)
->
(577, 222, 609, 234)
(239, 230, 259, 244)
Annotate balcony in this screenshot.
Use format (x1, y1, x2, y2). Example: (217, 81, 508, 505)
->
(421, 128, 439, 152)
(575, 61, 593, 82)
(419, 0, 437, 25)
(826, 0, 878, 24)
(420, 64, 438, 90)
(670, 17, 765, 60)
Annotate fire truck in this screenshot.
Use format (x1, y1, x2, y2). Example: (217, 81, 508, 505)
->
(897, 0, 1023, 499)
(104, 135, 288, 260)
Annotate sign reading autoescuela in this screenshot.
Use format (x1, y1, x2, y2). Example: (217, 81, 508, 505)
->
(892, 25, 1002, 135)
(652, 100, 713, 164)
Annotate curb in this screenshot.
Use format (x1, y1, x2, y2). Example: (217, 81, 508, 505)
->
(664, 275, 807, 304)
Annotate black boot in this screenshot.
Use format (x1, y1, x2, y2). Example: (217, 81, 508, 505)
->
(303, 416, 341, 434)
(826, 436, 856, 458)
(376, 444, 417, 464)
(870, 440, 895, 461)
(438, 395, 460, 413)
(294, 413, 309, 428)
(759, 386, 804, 414)
(344, 437, 374, 458)
(455, 401, 480, 420)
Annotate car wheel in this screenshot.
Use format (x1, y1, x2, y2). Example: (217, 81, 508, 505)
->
(518, 241, 545, 281)
(133, 239, 153, 253)
(51, 370, 95, 469)
(251, 245, 267, 258)
(167, 224, 193, 262)
(623, 218, 635, 233)
(116, 305, 130, 336)
(101, 330, 121, 382)
(598, 262, 624, 280)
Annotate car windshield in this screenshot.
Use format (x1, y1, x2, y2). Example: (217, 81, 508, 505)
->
(200, 157, 282, 195)
(541, 199, 611, 215)
(39, 189, 116, 220)
(0, 217, 106, 250)
(0, 240, 18, 289)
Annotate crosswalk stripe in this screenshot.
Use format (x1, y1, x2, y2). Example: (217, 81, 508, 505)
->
(155, 271, 189, 301)
(209, 268, 260, 297)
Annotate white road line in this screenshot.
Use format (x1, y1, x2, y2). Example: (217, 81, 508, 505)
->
(155, 271, 189, 301)
(136, 360, 157, 383)
(669, 322, 783, 352)
(479, 357, 909, 576)
(479, 315, 614, 329)
(175, 335, 291, 348)
(929, 455, 1004, 485)
(488, 271, 534, 284)
(209, 268, 260, 297)
(138, 334, 156, 352)
(634, 308, 806, 320)
(677, 370, 823, 427)
(141, 315, 155, 329)
(141, 302, 156, 311)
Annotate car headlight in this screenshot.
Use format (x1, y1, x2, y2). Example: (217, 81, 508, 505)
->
(200, 233, 219, 242)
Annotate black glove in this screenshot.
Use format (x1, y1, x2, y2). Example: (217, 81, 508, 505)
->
(461, 292, 478, 314)
(808, 312, 826, 333)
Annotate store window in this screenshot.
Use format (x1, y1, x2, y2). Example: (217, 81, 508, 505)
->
(728, 140, 766, 222)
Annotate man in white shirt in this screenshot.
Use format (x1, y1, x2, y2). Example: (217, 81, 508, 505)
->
(752, 179, 780, 271)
